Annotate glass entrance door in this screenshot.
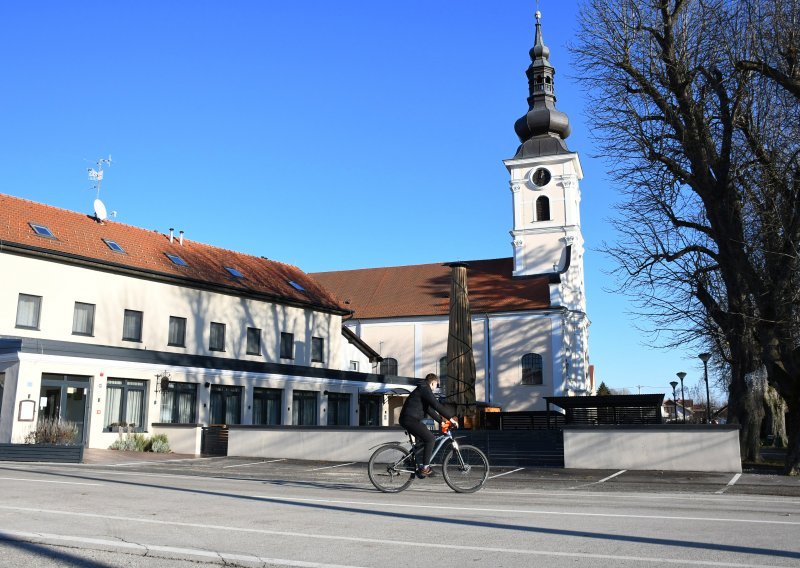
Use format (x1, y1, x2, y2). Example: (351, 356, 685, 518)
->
(39, 374, 91, 444)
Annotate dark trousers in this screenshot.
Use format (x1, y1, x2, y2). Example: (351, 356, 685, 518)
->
(399, 417, 435, 466)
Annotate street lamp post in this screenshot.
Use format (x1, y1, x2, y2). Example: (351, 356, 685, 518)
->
(670, 380, 679, 423)
(677, 372, 687, 424)
(699, 353, 712, 424)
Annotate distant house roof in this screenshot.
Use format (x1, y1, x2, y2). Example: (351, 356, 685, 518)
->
(0, 193, 346, 314)
(311, 258, 551, 320)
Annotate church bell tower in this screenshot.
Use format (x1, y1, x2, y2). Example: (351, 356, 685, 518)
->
(504, 11, 590, 394)
(504, 10, 584, 287)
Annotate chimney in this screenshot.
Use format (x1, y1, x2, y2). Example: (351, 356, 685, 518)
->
(169, 228, 174, 244)
(179, 230, 184, 246)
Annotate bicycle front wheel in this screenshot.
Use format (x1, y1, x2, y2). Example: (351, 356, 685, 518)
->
(442, 444, 489, 493)
(368, 443, 415, 493)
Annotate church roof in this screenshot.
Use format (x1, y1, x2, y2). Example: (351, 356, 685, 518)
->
(0, 193, 346, 314)
(310, 258, 551, 320)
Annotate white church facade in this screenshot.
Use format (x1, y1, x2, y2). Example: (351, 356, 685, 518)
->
(312, 12, 593, 415)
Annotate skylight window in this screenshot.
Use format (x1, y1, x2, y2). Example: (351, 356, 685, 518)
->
(225, 267, 244, 278)
(165, 253, 188, 267)
(289, 280, 306, 292)
(103, 239, 125, 253)
(29, 223, 56, 239)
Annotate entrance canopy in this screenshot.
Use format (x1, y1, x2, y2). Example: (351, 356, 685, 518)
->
(545, 394, 665, 426)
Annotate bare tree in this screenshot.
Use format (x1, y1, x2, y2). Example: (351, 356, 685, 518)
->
(573, 0, 800, 472)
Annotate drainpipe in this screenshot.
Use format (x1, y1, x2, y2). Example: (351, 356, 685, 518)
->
(484, 313, 492, 405)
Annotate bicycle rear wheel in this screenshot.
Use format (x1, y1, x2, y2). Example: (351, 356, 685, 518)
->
(368, 443, 415, 493)
(442, 444, 489, 493)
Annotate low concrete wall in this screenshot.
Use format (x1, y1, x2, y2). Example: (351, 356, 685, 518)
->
(228, 426, 409, 462)
(152, 424, 202, 456)
(563, 425, 741, 472)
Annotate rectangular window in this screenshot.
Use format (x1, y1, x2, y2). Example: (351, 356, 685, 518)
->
(72, 302, 95, 336)
(280, 332, 294, 359)
(29, 223, 56, 239)
(246, 327, 261, 355)
(350, 361, 359, 372)
(165, 253, 188, 266)
(327, 393, 351, 426)
(159, 382, 197, 424)
(209, 385, 242, 425)
(253, 388, 282, 425)
(168, 316, 187, 347)
(122, 310, 143, 342)
(104, 379, 147, 432)
(209, 322, 226, 351)
(311, 336, 324, 363)
(15, 294, 42, 329)
(292, 390, 317, 425)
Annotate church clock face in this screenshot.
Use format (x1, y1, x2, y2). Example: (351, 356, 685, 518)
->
(530, 167, 552, 187)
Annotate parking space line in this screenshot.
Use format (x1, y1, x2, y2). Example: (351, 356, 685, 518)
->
(568, 469, 627, 489)
(716, 473, 742, 494)
(306, 462, 357, 471)
(223, 460, 267, 469)
(596, 469, 627, 483)
(488, 468, 524, 479)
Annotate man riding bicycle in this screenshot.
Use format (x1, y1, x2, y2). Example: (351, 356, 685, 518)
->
(398, 373, 458, 477)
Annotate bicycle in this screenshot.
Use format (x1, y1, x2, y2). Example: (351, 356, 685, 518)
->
(367, 421, 489, 493)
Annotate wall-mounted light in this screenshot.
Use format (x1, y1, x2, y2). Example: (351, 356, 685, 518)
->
(204, 382, 211, 389)
(155, 371, 171, 394)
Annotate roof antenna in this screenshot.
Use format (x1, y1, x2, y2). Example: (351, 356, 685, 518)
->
(88, 155, 112, 221)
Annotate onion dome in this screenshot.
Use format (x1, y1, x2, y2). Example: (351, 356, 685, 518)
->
(513, 11, 572, 158)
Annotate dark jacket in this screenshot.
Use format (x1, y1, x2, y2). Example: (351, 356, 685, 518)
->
(399, 380, 453, 423)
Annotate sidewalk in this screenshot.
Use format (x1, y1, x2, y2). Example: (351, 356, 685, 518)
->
(81, 448, 198, 465)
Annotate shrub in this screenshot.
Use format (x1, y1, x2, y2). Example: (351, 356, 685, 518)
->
(109, 431, 170, 453)
(25, 418, 79, 445)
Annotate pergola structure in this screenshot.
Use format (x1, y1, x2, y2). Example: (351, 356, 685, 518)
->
(544, 394, 665, 427)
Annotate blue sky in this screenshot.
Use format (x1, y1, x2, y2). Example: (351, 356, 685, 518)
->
(0, 1, 712, 398)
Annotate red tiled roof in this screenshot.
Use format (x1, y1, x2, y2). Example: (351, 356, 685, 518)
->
(0, 194, 345, 313)
(311, 258, 551, 319)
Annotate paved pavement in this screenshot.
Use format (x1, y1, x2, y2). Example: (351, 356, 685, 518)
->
(77, 448, 800, 497)
(0, 451, 798, 567)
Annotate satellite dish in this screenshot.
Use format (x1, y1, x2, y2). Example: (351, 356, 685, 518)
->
(94, 198, 108, 221)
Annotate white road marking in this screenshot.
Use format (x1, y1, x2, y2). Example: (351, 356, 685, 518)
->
(245, 495, 800, 526)
(488, 468, 524, 479)
(0, 477, 102, 486)
(716, 473, 743, 494)
(0, 530, 369, 568)
(0, 523, 784, 568)
(306, 462, 356, 471)
(568, 469, 628, 489)
(222, 460, 267, 469)
(597, 469, 627, 483)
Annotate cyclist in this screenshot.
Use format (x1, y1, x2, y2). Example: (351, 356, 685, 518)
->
(398, 373, 458, 477)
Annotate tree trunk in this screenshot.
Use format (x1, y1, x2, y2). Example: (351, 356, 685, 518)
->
(763, 384, 788, 448)
(728, 360, 765, 463)
(785, 404, 800, 476)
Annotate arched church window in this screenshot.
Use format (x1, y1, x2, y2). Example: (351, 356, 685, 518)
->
(521, 353, 543, 385)
(535, 196, 551, 221)
(380, 357, 398, 376)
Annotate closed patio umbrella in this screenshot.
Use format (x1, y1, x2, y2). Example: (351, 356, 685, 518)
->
(445, 262, 477, 423)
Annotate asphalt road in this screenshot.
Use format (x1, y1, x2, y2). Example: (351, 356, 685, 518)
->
(0, 456, 798, 567)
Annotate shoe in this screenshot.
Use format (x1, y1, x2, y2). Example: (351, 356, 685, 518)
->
(417, 466, 434, 478)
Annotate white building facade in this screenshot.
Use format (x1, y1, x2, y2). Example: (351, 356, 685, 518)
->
(0, 194, 408, 454)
